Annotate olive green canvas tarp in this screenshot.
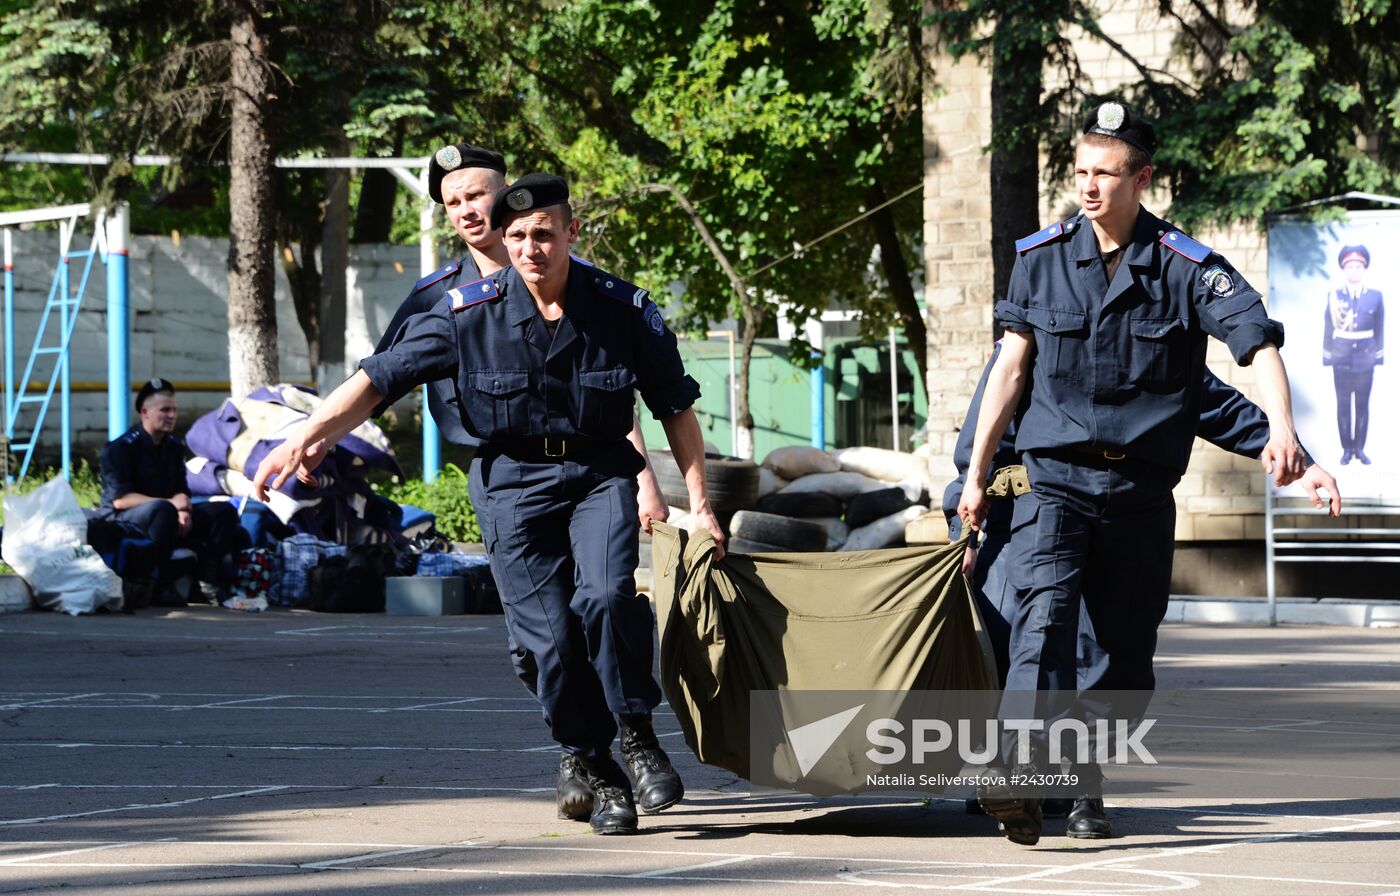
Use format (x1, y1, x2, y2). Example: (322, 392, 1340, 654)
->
(651, 523, 998, 782)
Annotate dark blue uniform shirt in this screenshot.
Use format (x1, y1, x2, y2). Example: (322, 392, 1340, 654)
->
(99, 425, 189, 510)
(361, 260, 701, 443)
(997, 206, 1285, 473)
(941, 342, 1292, 536)
(375, 256, 483, 446)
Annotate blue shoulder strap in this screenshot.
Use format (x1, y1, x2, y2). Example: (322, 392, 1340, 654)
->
(448, 276, 499, 312)
(1160, 230, 1212, 263)
(590, 268, 649, 309)
(1015, 221, 1069, 253)
(415, 259, 461, 291)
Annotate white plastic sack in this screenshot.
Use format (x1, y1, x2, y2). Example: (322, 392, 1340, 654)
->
(2, 477, 122, 615)
(840, 505, 929, 552)
(834, 447, 931, 485)
(761, 445, 840, 480)
(777, 471, 888, 500)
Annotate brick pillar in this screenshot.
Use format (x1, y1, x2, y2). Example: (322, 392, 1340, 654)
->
(921, 27, 996, 489)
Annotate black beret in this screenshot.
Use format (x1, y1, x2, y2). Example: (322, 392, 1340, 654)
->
(135, 377, 175, 413)
(1338, 244, 1370, 268)
(427, 143, 507, 204)
(1082, 101, 1158, 158)
(489, 173, 570, 230)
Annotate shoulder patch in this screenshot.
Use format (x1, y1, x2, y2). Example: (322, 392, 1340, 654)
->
(449, 276, 498, 312)
(642, 300, 667, 336)
(591, 269, 649, 309)
(1160, 230, 1211, 263)
(1015, 220, 1072, 253)
(415, 260, 461, 291)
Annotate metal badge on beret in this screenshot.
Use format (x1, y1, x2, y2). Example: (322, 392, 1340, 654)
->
(1097, 102, 1126, 132)
(435, 145, 462, 172)
(507, 188, 533, 211)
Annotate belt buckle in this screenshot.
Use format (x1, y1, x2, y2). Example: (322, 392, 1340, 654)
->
(1101, 449, 1126, 461)
(544, 436, 566, 458)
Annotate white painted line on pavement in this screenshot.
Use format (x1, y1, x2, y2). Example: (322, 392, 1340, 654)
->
(0, 840, 163, 865)
(0, 693, 101, 710)
(628, 855, 759, 877)
(302, 846, 442, 869)
(0, 785, 291, 826)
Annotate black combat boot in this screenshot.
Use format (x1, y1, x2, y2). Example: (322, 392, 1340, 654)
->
(619, 713, 685, 813)
(577, 754, 638, 835)
(556, 753, 594, 821)
(1066, 796, 1111, 839)
(977, 765, 1044, 846)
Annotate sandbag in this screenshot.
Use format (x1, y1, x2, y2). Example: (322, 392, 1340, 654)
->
(844, 486, 916, 528)
(761, 445, 840, 480)
(808, 516, 850, 549)
(776, 471, 887, 500)
(756, 467, 789, 499)
(841, 505, 929, 552)
(651, 522, 996, 786)
(755, 491, 843, 519)
(834, 447, 930, 485)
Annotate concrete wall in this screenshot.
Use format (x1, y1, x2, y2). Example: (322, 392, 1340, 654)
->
(3, 226, 418, 463)
(920, 0, 1276, 547)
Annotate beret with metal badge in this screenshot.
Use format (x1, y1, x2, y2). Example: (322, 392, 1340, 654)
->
(489, 173, 571, 230)
(135, 377, 175, 413)
(1081, 100, 1158, 158)
(427, 143, 507, 204)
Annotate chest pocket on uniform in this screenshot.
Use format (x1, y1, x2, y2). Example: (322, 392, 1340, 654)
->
(1025, 306, 1088, 382)
(466, 370, 531, 438)
(576, 367, 636, 438)
(1127, 317, 1188, 391)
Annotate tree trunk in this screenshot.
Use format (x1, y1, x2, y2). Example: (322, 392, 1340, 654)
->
(319, 149, 349, 389)
(640, 183, 757, 459)
(866, 183, 928, 385)
(353, 125, 403, 243)
(988, 12, 1045, 341)
(227, 5, 279, 396)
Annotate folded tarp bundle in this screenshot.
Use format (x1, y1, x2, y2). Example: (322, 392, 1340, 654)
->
(651, 523, 997, 785)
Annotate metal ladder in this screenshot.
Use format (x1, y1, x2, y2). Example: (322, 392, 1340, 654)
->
(3, 205, 107, 482)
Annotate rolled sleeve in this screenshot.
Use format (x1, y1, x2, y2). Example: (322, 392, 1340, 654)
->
(633, 308, 701, 419)
(359, 305, 458, 415)
(1194, 264, 1285, 364)
(994, 257, 1034, 332)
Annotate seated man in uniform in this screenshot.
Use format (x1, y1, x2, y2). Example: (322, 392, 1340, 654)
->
(100, 379, 239, 604)
(253, 173, 724, 836)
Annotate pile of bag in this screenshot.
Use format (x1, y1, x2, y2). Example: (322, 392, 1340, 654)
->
(661, 445, 931, 555)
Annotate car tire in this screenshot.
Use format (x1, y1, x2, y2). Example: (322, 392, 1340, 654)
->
(729, 510, 829, 552)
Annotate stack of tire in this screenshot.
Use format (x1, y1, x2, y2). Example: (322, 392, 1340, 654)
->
(733, 445, 931, 554)
(647, 449, 762, 536)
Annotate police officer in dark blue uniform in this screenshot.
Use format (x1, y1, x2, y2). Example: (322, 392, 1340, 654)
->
(1324, 244, 1384, 465)
(369, 145, 675, 819)
(253, 173, 724, 836)
(944, 342, 1339, 834)
(957, 102, 1309, 846)
(100, 379, 240, 603)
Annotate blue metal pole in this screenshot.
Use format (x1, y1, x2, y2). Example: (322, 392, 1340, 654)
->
(106, 205, 130, 439)
(810, 357, 824, 449)
(59, 223, 71, 478)
(423, 389, 440, 483)
(3, 228, 14, 447)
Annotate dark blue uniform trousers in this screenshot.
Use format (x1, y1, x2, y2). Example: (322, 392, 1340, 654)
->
(470, 447, 663, 759)
(111, 500, 239, 583)
(999, 450, 1177, 774)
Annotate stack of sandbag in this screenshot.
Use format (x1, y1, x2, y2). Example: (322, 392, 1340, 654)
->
(727, 445, 930, 553)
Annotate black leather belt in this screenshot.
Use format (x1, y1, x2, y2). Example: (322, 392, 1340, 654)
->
(498, 435, 608, 461)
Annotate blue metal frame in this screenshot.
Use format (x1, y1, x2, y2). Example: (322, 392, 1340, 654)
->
(5, 216, 106, 481)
